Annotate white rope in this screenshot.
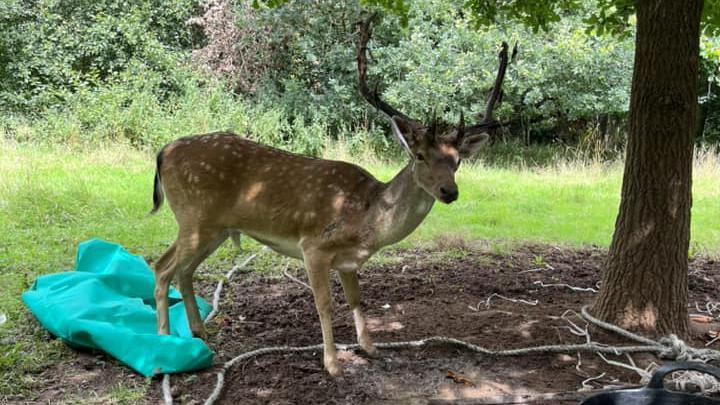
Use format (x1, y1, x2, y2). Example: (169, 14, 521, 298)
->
(597, 352, 654, 383)
(162, 250, 263, 405)
(200, 306, 720, 404)
(581, 372, 606, 390)
(162, 374, 172, 404)
(205, 252, 261, 323)
(468, 293, 538, 311)
(155, 251, 720, 405)
(695, 301, 720, 319)
(671, 370, 720, 393)
(282, 263, 312, 291)
(533, 280, 598, 293)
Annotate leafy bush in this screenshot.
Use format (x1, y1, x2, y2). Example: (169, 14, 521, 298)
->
(2, 0, 718, 154)
(240, 0, 635, 144)
(0, 0, 201, 113)
(1, 63, 342, 155)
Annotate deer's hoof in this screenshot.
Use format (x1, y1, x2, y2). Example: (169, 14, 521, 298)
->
(361, 344, 380, 358)
(191, 327, 208, 341)
(325, 359, 343, 377)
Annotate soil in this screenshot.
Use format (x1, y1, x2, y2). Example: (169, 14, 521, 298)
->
(16, 244, 720, 404)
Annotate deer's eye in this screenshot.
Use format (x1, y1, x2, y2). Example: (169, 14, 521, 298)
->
(416, 153, 425, 161)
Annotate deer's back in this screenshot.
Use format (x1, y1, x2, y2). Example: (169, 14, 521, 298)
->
(158, 132, 382, 251)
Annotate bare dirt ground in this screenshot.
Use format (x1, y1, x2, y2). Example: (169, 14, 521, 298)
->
(16, 244, 720, 404)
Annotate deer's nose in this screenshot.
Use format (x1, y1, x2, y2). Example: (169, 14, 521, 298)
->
(439, 186, 458, 203)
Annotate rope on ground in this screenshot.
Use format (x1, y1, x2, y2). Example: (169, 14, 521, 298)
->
(467, 293, 538, 311)
(201, 305, 720, 405)
(282, 260, 312, 291)
(533, 280, 598, 293)
(206, 251, 263, 323)
(162, 374, 172, 405)
(162, 249, 264, 405)
(578, 307, 720, 393)
(156, 252, 720, 404)
(671, 370, 720, 393)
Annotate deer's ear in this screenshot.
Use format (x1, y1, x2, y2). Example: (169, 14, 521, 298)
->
(390, 116, 422, 149)
(458, 133, 489, 158)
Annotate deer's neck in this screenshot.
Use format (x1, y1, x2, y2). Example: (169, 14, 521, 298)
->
(369, 163, 435, 248)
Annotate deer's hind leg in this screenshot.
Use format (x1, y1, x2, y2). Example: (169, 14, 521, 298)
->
(154, 242, 179, 336)
(153, 227, 227, 339)
(176, 230, 229, 339)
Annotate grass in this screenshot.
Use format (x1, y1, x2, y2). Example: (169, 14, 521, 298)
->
(0, 140, 719, 399)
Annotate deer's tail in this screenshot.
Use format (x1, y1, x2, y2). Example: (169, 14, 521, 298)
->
(150, 148, 165, 215)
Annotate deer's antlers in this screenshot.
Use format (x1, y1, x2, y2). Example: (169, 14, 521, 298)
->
(465, 42, 516, 137)
(357, 15, 416, 123)
(357, 15, 515, 140)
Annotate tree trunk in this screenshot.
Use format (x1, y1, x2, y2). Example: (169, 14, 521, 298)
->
(591, 0, 703, 337)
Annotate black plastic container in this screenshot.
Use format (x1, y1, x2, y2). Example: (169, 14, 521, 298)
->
(580, 362, 720, 405)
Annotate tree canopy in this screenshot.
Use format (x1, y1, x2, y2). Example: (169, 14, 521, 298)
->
(357, 0, 720, 33)
(1, 0, 718, 151)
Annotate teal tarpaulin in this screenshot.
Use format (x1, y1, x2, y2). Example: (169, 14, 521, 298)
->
(22, 239, 214, 376)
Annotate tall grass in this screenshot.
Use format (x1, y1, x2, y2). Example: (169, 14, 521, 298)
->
(1, 68, 629, 168)
(0, 66, 409, 166)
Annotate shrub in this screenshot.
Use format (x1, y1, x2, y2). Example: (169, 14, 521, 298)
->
(0, 0, 201, 113)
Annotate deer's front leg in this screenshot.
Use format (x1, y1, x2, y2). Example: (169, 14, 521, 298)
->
(303, 250, 341, 376)
(338, 270, 377, 357)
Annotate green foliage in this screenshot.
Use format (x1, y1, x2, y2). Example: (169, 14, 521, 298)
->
(0, 0, 201, 113)
(246, 0, 633, 143)
(2, 0, 718, 149)
(700, 36, 720, 142)
(373, 0, 720, 34)
(704, 0, 720, 32)
(463, 0, 581, 32)
(1, 70, 326, 155)
(385, 1, 632, 136)
(248, 1, 372, 132)
(361, 0, 410, 25)
(583, 0, 634, 36)
(344, 0, 720, 142)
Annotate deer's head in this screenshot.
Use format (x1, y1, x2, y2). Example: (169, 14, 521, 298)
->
(357, 16, 510, 204)
(388, 114, 488, 203)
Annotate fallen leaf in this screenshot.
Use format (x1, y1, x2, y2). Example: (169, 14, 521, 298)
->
(446, 370, 475, 387)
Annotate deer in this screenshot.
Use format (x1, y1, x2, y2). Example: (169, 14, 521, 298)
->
(149, 17, 512, 377)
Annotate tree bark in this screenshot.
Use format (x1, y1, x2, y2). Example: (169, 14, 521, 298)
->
(591, 0, 703, 337)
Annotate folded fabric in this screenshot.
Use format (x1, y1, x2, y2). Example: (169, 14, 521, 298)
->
(22, 239, 214, 376)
